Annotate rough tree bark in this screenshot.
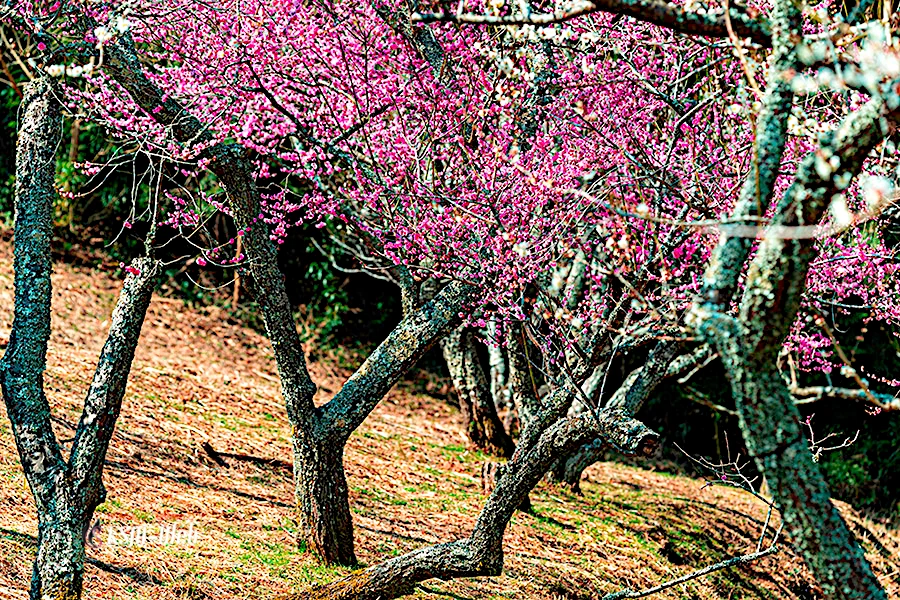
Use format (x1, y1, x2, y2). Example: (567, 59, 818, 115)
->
(307, 279, 475, 564)
(440, 327, 515, 457)
(690, 1, 894, 587)
(695, 97, 891, 600)
(305, 408, 659, 600)
(1, 78, 161, 600)
(505, 324, 542, 433)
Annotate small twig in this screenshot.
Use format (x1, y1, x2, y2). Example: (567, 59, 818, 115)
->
(602, 544, 781, 599)
(790, 384, 899, 410)
(723, 0, 763, 100)
(814, 315, 887, 409)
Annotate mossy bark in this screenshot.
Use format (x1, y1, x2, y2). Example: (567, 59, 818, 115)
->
(440, 327, 515, 457)
(2, 79, 161, 600)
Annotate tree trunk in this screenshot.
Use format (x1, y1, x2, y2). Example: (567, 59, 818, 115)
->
(486, 322, 509, 410)
(303, 280, 475, 564)
(440, 327, 514, 457)
(551, 342, 679, 490)
(96, 27, 487, 569)
(505, 325, 541, 433)
(293, 431, 356, 565)
(694, 68, 892, 596)
(550, 439, 602, 491)
(306, 409, 659, 600)
(31, 500, 85, 600)
(2, 78, 161, 600)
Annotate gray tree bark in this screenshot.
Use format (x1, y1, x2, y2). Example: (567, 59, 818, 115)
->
(552, 341, 679, 489)
(505, 324, 542, 433)
(695, 97, 890, 600)
(1, 78, 160, 600)
(305, 408, 658, 600)
(440, 327, 515, 457)
(692, 2, 890, 593)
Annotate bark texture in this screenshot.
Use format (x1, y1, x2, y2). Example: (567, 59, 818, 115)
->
(1, 78, 161, 600)
(693, 13, 893, 593)
(306, 409, 658, 600)
(552, 341, 679, 489)
(505, 325, 542, 433)
(293, 437, 355, 565)
(440, 327, 515, 457)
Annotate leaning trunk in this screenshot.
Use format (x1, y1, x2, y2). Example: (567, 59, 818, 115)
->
(694, 82, 892, 597)
(308, 409, 659, 600)
(440, 327, 514, 457)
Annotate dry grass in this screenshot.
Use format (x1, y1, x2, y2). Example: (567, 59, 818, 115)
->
(0, 239, 897, 600)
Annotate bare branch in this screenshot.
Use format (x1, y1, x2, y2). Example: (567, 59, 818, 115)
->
(602, 544, 782, 599)
(412, 0, 771, 47)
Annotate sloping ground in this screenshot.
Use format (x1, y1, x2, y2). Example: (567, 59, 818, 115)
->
(0, 239, 897, 600)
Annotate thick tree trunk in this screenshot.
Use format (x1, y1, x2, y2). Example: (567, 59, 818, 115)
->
(31, 501, 85, 600)
(293, 280, 473, 563)
(440, 327, 514, 457)
(293, 431, 356, 565)
(2, 78, 162, 600)
(307, 409, 659, 600)
(694, 61, 893, 596)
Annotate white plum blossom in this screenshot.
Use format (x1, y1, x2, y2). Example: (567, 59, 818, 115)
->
(94, 26, 114, 43)
(863, 176, 893, 211)
(830, 194, 854, 229)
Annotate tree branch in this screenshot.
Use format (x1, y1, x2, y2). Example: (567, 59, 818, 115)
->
(321, 280, 476, 441)
(68, 257, 161, 510)
(0, 77, 65, 507)
(306, 409, 658, 600)
(412, 0, 771, 47)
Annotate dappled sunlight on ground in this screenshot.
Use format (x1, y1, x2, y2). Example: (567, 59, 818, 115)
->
(0, 241, 896, 599)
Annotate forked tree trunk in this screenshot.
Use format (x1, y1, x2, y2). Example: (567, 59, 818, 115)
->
(2, 78, 161, 600)
(99, 35, 484, 565)
(694, 43, 891, 595)
(306, 408, 659, 600)
(551, 342, 679, 490)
